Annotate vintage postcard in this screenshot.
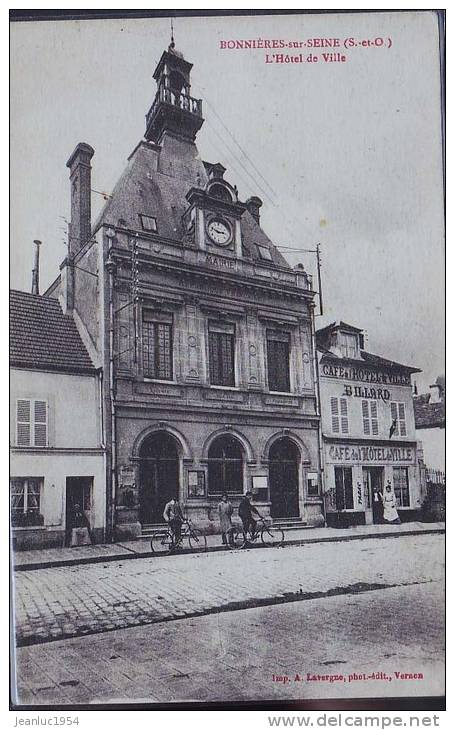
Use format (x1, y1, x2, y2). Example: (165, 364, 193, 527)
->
(10, 10, 445, 709)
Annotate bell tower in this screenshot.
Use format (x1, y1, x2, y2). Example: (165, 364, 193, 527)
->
(145, 41, 204, 143)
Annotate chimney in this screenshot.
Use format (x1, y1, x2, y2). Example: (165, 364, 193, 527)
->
(66, 142, 94, 257)
(245, 196, 263, 224)
(31, 239, 42, 295)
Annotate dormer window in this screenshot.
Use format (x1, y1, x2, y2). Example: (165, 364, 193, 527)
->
(257, 244, 272, 261)
(139, 214, 157, 233)
(339, 332, 358, 359)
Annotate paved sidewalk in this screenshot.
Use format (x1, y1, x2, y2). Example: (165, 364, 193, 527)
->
(13, 533, 444, 647)
(12, 521, 444, 571)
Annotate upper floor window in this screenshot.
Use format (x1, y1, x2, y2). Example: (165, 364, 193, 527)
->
(142, 311, 173, 380)
(10, 477, 43, 526)
(267, 330, 291, 392)
(339, 332, 358, 359)
(330, 397, 349, 434)
(208, 321, 235, 387)
(362, 400, 379, 436)
(391, 402, 407, 436)
(139, 214, 158, 233)
(16, 399, 48, 447)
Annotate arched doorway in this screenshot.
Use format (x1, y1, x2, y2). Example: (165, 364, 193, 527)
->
(207, 434, 244, 496)
(269, 437, 300, 518)
(139, 432, 180, 524)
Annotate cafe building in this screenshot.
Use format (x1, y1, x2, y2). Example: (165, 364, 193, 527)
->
(45, 41, 324, 539)
(316, 322, 422, 526)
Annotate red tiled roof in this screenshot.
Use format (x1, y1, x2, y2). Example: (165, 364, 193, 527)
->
(10, 290, 95, 373)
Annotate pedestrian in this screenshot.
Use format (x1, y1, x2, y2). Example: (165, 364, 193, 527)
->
(238, 490, 261, 545)
(163, 496, 185, 546)
(380, 481, 401, 524)
(218, 492, 234, 546)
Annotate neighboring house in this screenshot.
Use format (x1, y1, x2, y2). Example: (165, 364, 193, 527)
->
(413, 376, 445, 472)
(45, 41, 324, 539)
(316, 322, 422, 526)
(10, 290, 106, 549)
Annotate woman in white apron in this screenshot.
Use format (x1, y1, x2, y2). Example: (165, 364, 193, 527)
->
(381, 482, 401, 524)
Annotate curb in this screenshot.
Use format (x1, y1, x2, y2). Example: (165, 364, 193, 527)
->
(13, 526, 445, 573)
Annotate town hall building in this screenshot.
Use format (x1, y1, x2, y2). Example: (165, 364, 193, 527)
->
(45, 41, 324, 539)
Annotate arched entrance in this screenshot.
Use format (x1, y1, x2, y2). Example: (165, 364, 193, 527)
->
(269, 437, 300, 519)
(207, 434, 244, 496)
(139, 432, 180, 524)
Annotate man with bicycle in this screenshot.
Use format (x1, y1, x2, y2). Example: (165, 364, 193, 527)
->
(238, 490, 261, 545)
(163, 497, 185, 546)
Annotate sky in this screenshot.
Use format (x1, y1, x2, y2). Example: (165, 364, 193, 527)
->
(10, 11, 444, 392)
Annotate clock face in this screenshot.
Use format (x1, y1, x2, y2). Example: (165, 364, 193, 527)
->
(207, 218, 232, 246)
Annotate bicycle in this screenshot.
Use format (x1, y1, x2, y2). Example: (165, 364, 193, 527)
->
(228, 517, 285, 549)
(150, 519, 208, 555)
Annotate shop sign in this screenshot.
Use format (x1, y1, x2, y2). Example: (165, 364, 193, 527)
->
(321, 363, 410, 386)
(342, 384, 391, 401)
(328, 444, 414, 465)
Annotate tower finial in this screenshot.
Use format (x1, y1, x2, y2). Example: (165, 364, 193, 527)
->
(170, 18, 175, 49)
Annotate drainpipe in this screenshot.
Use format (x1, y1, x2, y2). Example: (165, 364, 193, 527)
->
(106, 251, 117, 542)
(310, 300, 327, 526)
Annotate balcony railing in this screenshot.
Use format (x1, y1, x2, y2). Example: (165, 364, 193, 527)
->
(146, 87, 202, 129)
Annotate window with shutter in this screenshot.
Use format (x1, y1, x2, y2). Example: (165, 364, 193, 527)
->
(370, 401, 378, 435)
(16, 400, 31, 446)
(391, 402, 406, 436)
(362, 400, 370, 435)
(398, 403, 406, 436)
(34, 400, 47, 447)
(330, 397, 339, 433)
(340, 398, 349, 434)
(16, 399, 48, 447)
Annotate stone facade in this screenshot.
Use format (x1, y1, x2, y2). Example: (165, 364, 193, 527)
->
(46, 43, 324, 539)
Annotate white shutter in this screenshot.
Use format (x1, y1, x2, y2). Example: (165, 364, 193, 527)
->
(16, 399, 31, 446)
(33, 400, 48, 447)
(362, 400, 370, 435)
(330, 397, 339, 433)
(370, 401, 379, 435)
(398, 402, 406, 436)
(391, 402, 398, 423)
(340, 398, 349, 434)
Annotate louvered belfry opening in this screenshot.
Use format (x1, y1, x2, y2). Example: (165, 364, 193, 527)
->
(269, 437, 300, 519)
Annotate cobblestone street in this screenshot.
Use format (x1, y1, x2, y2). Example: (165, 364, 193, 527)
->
(13, 534, 443, 646)
(13, 579, 444, 705)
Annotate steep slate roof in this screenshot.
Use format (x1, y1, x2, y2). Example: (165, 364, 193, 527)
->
(413, 396, 445, 429)
(93, 138, 290, 269)
(10, 290, 95, 373)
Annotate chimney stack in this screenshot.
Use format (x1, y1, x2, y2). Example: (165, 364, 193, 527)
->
(245, 196, 263, 225)
(66, 142, 95, 257)
(31, 239, 42, 295)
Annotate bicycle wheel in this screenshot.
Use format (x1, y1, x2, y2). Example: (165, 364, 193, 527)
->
(150, 531, 174, 554)
(261, 525, 284, 547)
(227, 527, 245, 549)
(188, 528, 208, 552)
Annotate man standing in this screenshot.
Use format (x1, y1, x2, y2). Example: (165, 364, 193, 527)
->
(238, 491, 261, 544)
(218, 492, 234, 546)
(163, 497, 185, 546)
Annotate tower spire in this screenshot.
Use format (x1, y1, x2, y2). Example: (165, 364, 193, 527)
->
(170, 18, 175, 49)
